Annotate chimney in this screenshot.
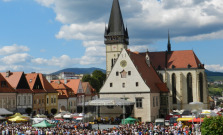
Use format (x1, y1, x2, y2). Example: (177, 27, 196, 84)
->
(6, 70, 10, 77)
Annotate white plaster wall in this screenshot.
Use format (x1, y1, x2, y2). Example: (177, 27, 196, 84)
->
(101, 49, 151, 93)
(106, 44, 128, 75)
(100, 93, 159, 123)
(0, 93, 16, 111)
(158, 69, 209, 110)
(58, 99, 67, 112)
(68, 97, 76, 112)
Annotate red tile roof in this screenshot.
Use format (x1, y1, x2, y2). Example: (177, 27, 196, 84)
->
(56, 79, 82, 94)
(140, 50, 204, 69)
(0, 71, 32, 93)
(1, 72, 23, 89)
(25, 73, 46, 93)
(50, 80, 76, 98)
(82, 82, 96, 96)
(127, 50, 168, 93)
(39, 73, 57, 93)
(0, 74, 16, 93)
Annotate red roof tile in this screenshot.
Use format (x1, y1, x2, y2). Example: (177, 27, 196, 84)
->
(127, 50, 168, 93)
(50, 80, 75, 98)
(57, 79, 82, 94)
(1, 72, 23, 89)
(25, 73, 46, 93)
(82, 82, 96, 96)
(39, 73, 57, 93)
(140, 50, 204, 69)
(0, 74, 16, 93)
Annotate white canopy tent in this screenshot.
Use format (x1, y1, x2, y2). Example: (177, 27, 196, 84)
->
(88, 98, 135, 106)
(0, 108, 13, 115)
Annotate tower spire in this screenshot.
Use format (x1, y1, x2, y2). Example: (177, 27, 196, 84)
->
(104, 0, 129, 45)
(167, 30, 171, 52)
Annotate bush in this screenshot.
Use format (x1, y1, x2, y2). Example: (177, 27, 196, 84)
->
(51, 108, 57, 115)
(201, 116, 223, 135)
(25, 108, 32, 116)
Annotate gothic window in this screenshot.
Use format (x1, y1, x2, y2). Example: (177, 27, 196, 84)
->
(159, 74, 163, 82)
(172, 73, 177, 104)
(120, 70, 127, 78)
(187, 73, 193, 103)
(110, 83, 113, 87)
(136, 98, 142, 108)
(199, 73, 203, 102)
(111, 59, 114, 68)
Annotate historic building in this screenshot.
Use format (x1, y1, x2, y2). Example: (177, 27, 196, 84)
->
(1, 71, 33, 113)
(100, 0, 209, 122)
(0, 73, 17, 112)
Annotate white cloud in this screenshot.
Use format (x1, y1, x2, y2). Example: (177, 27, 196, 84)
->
(0, 53, 32, 64)
(0, 44, 29, 55)
(205, 64, 223, 72)
(35, 0, 55, 7)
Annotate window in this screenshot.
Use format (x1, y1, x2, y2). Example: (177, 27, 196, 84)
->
(28, 96, 31, 105)
(136, 98, 142, 108)
(110, 83, 113, 87)
(71, 101, 72, 106)
(42, 99, 44, 104)
(1, 81, 7, 87)
(172, 73, 177, 104)
(47, 98, 49, 104)
(18, 96, 21, 105)
(136, 82, 139, 87)
(120, 70, 127, 78)
(199, 73, 203, 102)
(39, 99, 41, 104)
(122, 83, 125, 88)
(116, 72, 119, 76)
(54, 98, 56, 103)
(156, 96, 159, 106)
(34, 100, 36, 104)
(24, 97, 26, 105)
(153, 97, 155, 107)
(187, 73, 193, 103)
(128, 71, 131, 76)
(51, 98, 53, 104)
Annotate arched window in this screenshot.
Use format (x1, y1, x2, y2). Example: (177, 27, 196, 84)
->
(199, 73, 203, 102)
(172, 73, 177, 104)
(187, 73, 193, 103)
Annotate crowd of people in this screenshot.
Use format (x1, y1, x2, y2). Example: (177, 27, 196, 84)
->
(0, 120, 201, 135)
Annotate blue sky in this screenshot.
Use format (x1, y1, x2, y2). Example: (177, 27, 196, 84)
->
(0, 0, 223, 73)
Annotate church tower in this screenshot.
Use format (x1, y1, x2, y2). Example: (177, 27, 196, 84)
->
(105, 0, 129, 76)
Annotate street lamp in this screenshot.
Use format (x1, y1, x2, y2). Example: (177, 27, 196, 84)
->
(189, 102, 203, 135)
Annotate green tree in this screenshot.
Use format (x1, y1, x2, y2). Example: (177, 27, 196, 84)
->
(201, 116, 223, 135)
(92, 70, 106, 87)
(82, 70, 106, 93)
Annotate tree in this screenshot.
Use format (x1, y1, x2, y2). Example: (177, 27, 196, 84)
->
(25, 108, 32, 116)
(82, 70, 106, 93)
(51, 108, 57, 115)
(201, 116, 223, 135)
(92, 70, 106, 87)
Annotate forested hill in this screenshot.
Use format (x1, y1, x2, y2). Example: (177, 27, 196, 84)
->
(50, 67, 106, 75)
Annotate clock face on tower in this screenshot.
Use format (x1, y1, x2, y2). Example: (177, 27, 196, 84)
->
(120, 60, 127, 67)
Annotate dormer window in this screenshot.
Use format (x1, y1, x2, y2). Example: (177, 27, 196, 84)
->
(172, 65, 175, 69)
(188, 64, 192, 68)
(29, 79, 32, 83)
(116, 72, 119, 76)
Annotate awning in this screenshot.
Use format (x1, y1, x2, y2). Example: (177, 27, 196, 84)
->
(188, 118, 204, 123)
(177, 118, 193, 122)
(0, 108, 13, 115)
(88, 98, 135, 106)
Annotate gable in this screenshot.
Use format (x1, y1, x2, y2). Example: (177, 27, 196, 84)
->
(77, 81, 84, 94)
(100, 49, 151, 94)
(33, 75, 43, 89)
(16, 73, 30, 89)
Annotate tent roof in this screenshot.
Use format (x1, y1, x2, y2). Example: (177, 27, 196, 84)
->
(32, 120, 56, 127)
(0, 108, 13, 115)
(88, 98, 134, 106)
(8, 116, 27, 122)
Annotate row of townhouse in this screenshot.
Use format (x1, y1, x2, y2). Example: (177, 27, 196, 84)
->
(0, 71, 97, 115)
(50, 79, 97, 113)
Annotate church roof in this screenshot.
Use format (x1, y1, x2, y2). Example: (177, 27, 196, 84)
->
(140, 50, 204, 70)
(127, 50, 168, 93)
(106, 0, 126, 36)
